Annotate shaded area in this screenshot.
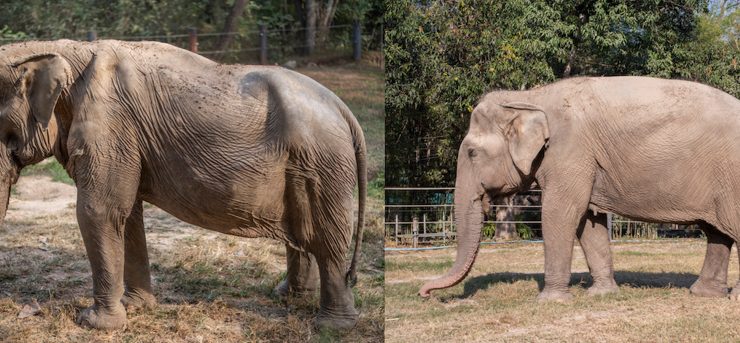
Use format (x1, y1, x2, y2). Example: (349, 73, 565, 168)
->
(452, 270, 700, 300)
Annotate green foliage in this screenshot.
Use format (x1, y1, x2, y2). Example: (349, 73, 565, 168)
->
(0, 1, 383, 58)
(516, 223, 533, 240)
(0, 26, 28, 40)
(368, 170, 385, 200)
(386, 0, 739, 187)
(482, 222, 496, 239)
(21, 159, 74, 185)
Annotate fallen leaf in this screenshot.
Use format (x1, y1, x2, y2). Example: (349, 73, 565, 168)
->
(18, 300, 41, 319)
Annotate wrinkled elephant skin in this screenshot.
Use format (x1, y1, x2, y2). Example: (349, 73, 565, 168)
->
(0, 40, 366, 331)
(420, 76, 740, 302)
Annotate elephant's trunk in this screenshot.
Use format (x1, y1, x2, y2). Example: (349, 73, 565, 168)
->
(0, 149, 19, 225)
(419, 167, 486, 297)
(0, 172, 14, 225)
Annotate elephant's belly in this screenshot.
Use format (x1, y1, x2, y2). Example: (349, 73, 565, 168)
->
(589, 183, 706, 225)
(139, 173, 291, 241)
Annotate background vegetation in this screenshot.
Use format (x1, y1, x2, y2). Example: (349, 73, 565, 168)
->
(0, 0, 383, 62)
(386, 0, 739, 187)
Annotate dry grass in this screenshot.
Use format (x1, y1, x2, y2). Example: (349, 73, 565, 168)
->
(0, 64, 385, 342)
(0, 174, 383, 342)
(385, 240, 740, 342)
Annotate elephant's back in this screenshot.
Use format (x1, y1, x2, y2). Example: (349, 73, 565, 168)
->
(232, 66, 357, 155)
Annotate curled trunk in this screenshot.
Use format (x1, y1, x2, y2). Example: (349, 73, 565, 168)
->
(419, 169, 485, 297)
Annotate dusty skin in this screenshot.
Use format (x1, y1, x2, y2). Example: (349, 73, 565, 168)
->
(0, 40, 366, 330)
(419, 77, 740, 304)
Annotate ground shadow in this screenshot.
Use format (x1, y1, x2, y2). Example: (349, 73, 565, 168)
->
(451, 270, 700, 300)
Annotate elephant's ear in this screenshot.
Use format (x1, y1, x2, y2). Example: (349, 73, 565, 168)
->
(11, 53, 72, 129)
(501, 102, 550, 175)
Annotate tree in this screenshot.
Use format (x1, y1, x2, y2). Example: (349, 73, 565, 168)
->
(214, 0, 249, 57)
(385, 0, 736, 188)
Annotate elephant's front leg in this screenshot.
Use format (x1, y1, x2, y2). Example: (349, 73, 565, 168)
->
(274, 244, 320, 297)
(538, 184, 591, 302)
(577, 212, 619, 296)
(691, 224, 732, 297)
(75, 195, 131, 330)
(121, 200, 157, 309)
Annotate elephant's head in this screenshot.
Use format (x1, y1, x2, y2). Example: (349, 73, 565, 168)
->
(0, 52, 71, 222)
(419, 98, 549, 297)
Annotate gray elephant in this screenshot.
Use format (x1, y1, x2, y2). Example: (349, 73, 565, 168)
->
(419, 76, 740, 301)
(0, 40, 366, 330)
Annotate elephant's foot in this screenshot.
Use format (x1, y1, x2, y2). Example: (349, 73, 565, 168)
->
(121, 290, 157, 310)
(537, 288, 573, 303)
(587, 279, 619, 297)
(315, 308, 359, 331)
(76, 304, 127, 330)
(273, 279, 318, 298)
(690, 279, 728, 298)
(729, 286, 740, 301)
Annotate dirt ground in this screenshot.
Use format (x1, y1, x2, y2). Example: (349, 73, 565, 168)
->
(0, 172, 382, 342)
(0, 63, 385, 342)
(385, 240, 740, 342)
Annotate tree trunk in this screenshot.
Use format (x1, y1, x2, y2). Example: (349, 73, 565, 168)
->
(493, 196, 519, 240)
(294, 0, 307, 54)
(562, 43, 576, 77)
(563, 14, 586, 77)
(316, 0, 339, 45)
(305, 0, 317, 55)
(214, 0, 249, 59)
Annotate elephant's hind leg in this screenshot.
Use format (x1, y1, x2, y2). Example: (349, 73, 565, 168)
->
(311, 178, 358, 329)
(690, 223, 732, 298)
(727, 243, 740, 301)
(277, 174, 321, 297)
(315, 250, 359, 330)
(121, 200, 157, 310)
(577, 212, 619, 296)
(274, 244, 320, 297)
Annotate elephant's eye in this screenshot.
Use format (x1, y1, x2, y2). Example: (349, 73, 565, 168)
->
(468, 148, 477, 158)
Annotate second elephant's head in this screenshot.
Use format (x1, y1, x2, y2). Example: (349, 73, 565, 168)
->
(419, 94, 550, 297)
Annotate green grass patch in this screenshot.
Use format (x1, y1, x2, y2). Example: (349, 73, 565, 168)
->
(21, 158, 74, 185)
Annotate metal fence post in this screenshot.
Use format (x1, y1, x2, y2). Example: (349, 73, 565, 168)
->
(450, 208, 455, 240)
(607, 213, 613, 241)
(352, 20, 361, 61)
(422, 213, 427, 236)
(394, 215, 399, 245)
(259, 24, 268, 65)
(412, 216, 418, 248)
(188, 28, 198, 53)
(87, 31, 97, 41)
(442, 210, 447, 244)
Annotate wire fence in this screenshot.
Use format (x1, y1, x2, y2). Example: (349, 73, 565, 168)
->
(0, 23, 381, 66)
(385, 187, 703, 248)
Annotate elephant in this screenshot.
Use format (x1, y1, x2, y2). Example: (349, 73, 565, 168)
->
(0, 39, 366, 330)
(419, 76, 740, 302)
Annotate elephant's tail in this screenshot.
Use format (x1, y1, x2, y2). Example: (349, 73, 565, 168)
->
(343, 105, 366, 288)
